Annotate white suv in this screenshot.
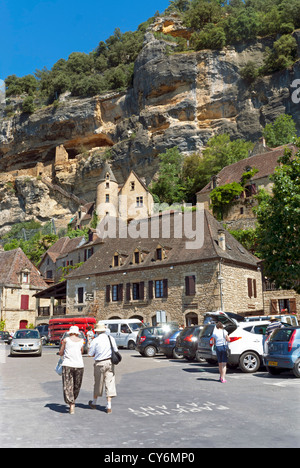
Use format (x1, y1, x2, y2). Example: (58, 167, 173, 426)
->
(197, 311, 270, 373)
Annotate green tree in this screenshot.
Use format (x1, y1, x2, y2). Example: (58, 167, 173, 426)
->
(261, 34, 298, 74)
(263, 114, 297, 148)
(150, 147, 187, 205)
(22, 96, 35, 114)
(192, 134, 253, 190)
(191, 24, 226, 50)
(254, 145, 300, 292)
(210, 182, 244, 220)
(239, 61, 259, 83)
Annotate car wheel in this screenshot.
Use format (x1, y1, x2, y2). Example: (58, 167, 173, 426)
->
(127, 341, 136, 350)
(239, 351, 261, 373)
(292, 359, 300, 378)
(172, 348, 183, 359)
(144, 345, 156, 357)
(266, 366, 283, 376)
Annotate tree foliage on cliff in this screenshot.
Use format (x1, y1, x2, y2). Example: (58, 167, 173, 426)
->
(5, 19, 154, 102)
(253, 144, 300, 293)
(5, 0, 300, 102)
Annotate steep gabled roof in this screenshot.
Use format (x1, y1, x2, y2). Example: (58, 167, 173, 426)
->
(67, 209, 259, 280)
(0, 248, 47, 289)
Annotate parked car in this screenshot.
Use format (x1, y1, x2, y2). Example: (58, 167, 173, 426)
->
(136, 325, 178, 357)
(0, 331, 10, 343)
(264, 326, 300, 377)
(196, 311, 270, 373)
(10, 329, 42, 357)
(245, 314, 298, 326)
(160, 330, 183, 359)
(35, 324, 49, 344)
(97, 319, 144, 349)
(175, 325, 203, 361)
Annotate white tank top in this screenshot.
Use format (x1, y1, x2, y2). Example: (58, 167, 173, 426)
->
(62, 337, 84, 368)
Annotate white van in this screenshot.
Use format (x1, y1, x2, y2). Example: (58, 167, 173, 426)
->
(97, 319, 144, 349)
(245, 314, 298, 326)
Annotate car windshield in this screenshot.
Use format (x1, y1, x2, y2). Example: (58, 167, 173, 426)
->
(269, 328, 295, 342)
(15, 330, 40, 339)
(130, 323, 144, 331)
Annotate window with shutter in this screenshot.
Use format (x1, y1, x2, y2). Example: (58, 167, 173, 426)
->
(289, 298, 297, 314)
(270, 299, 278, 313)
(140, 282, 144, 300)
(163, 279, 168, 298)
(185, 276, 196, 296)
(20, 295, 29, 310)
(106, 285, 111, 303)
(247, 278, 253, 298)
(148, 280, 153, 300)
(126, 283, 131, 302)
(253, 279, 257, 298)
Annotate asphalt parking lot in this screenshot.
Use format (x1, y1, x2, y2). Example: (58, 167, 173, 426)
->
(0, 343, 299, 450)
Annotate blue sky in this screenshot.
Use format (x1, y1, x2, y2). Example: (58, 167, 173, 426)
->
(0, 0, 170, 80)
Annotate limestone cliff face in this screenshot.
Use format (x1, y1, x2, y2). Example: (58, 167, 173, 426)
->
(0, 23, 299, 234)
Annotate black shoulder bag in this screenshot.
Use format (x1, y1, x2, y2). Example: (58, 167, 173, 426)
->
(108, 335, 122, 365)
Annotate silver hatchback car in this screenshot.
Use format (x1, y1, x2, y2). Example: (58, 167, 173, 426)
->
(10, 329, 42, 357)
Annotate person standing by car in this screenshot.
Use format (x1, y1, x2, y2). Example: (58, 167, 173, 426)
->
(88, 323, 118, 414)
(266, 316, 284, 337)
(212, 322, 230, 383)
(59, 326, 84, 414)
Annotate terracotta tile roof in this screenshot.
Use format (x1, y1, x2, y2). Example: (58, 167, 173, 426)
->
(39, 236, 86, 265)
(0, 248, 48, 289)
(67, 210, 259, 280)
(198, 144, 297, 194)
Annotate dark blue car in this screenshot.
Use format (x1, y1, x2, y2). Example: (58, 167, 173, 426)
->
(264, 326, 300, 377)
(160, 330, 183, 359)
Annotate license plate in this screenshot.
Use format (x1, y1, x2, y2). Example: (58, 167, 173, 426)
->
(268, 361, 278, 366)
(177, 347, 182, 353)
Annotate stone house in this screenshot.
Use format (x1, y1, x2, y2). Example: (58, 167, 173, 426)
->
(69, 163, 154, 230)
(38, 236, 87, 284)
(65, 210, 264, 325)
(196, 144, 297, 230)
(0, 248, 48, 332)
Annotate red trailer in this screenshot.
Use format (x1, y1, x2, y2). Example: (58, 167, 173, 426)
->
(48, 317, 96, 344)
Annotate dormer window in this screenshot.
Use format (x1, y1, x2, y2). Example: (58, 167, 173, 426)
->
(156, 248, 162, 261)
(154, 244, 166, 261)
(114, 255, 119, 267)
(134, 251, 140, 264)
(20, 268, 30, 284)
(106, 172, 110, 180)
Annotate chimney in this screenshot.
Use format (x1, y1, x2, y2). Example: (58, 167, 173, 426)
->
(218, 229, 226, 251)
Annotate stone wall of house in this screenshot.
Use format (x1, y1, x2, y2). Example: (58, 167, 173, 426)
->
(221, 263, 263, 314)
(66, 260, 264, 324)
(263, 289, 300, 321)
(1, 286, 38, 331)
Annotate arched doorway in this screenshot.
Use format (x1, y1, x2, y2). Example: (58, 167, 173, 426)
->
(185, 313, 198, 326)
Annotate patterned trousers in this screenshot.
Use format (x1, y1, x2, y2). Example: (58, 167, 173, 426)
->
(62, 366, 84, 405)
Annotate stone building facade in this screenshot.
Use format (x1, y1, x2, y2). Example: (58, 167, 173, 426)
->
(66, 210, 263, 325)
(0, 248, 48, 332)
